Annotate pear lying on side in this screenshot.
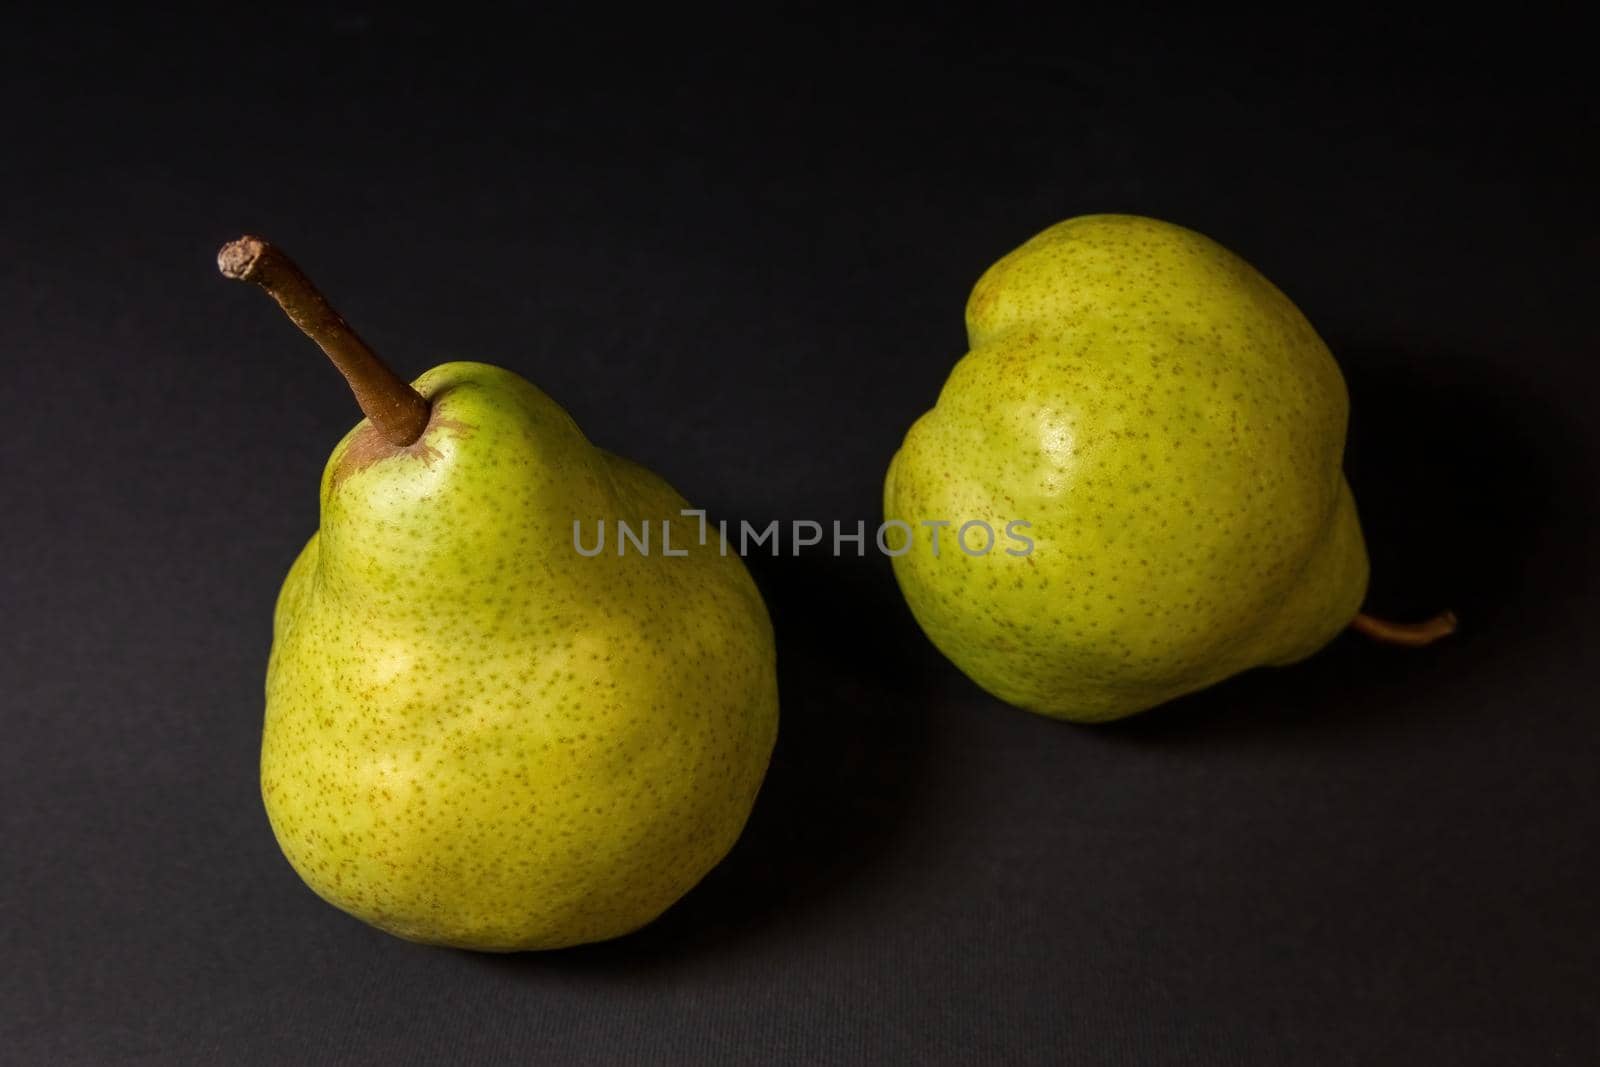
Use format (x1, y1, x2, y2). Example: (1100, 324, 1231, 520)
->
(884, 214, 1451, 723)
(222, 237, 778, 950)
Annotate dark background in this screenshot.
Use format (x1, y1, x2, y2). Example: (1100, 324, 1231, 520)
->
(3, 7, 1597, 1064)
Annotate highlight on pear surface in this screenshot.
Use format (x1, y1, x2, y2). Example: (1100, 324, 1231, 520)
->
(882, 214, 1453, 724)
(220, 236, 780, 952)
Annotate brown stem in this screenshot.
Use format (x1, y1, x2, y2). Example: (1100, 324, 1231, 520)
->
(217, 236, 430, 446)
(1349, 610, 1458, 648)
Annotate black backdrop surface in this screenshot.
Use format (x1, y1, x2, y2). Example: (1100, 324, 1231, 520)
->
(3, 8, 1597, 1065)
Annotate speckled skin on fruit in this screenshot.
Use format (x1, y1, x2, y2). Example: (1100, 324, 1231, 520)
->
(263, 362, 779, 951)
(884, 215, 1369, 723)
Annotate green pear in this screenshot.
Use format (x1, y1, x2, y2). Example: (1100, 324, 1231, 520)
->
(222, 237, 778, 950)
(884, 214, 1450, 723)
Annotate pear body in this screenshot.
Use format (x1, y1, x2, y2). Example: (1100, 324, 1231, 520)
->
(884, 215, 1368, 722)
(264, 362, 778, 950)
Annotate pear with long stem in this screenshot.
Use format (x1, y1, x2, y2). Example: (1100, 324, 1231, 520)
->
(223, 236, 779, 951)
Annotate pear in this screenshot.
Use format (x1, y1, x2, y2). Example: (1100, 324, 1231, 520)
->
(884, 215, 1451, 723)
(222, 237, 778, 950)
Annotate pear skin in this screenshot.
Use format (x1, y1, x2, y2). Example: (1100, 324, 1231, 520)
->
(884, 215, 1370, 722)
(227, 239, 777, 950)
(264, 364, 778, 949)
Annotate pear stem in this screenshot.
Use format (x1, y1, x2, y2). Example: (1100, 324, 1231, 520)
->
(218, 236, 430, 446)
(1349, 610, 1458, 648)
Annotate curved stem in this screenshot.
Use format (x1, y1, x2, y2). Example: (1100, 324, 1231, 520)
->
(218, 236, 430, 446)
(1349, 610, 1457, 647)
